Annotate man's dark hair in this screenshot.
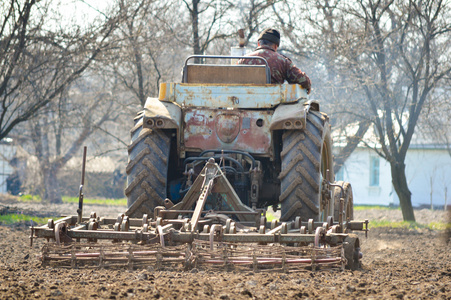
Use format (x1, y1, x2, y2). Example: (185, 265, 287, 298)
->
(259, 39, 276, 47)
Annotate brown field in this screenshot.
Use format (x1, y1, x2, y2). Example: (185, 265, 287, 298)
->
(0, 198, 450, 299)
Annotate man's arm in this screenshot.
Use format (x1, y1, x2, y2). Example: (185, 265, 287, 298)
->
(286, 61, 311, 94)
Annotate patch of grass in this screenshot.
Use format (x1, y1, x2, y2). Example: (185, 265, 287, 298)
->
(369, 220, 450, 230)
(265, 211, 277, 222)
(62, 196, 127, 206)
(354, 205, 400, 211)
(19, 194, 42, 202)
(16, 194, 126, 206)
(0, 214, 52, 225)
(425, 222, 450, 231)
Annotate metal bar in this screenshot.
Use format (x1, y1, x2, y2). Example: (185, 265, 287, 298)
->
(184, 156, 245, 173)
(33, 227, 348, 245)
(198, 149, 256, 170)
(77, 146, 87, 224)
(190, 159, 218, 230)
(79, 217, 144, 227)
(159, 210, 261, 215)
(190, 178, 214, 231)
(33, 229, 156, 241)
(57, 216, 77, 226)
(171, 232, 315, 244)
(202, 257, 342, 265)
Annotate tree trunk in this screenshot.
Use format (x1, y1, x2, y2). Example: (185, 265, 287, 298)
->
(43, 163, 62, 204)
(191, 0, 201, 63)
(390, 161, 415, 221)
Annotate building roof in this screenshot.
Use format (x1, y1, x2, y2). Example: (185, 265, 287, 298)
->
(332, 112, 450, 151)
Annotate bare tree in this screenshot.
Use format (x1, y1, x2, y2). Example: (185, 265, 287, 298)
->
(1, 0, 125, 202)
(182, 0, 235, 56)
(235, 0, 284, 47)
(22, 75, 119, 203)
(103, 0, 181, 106)
(421, 86, 451, 158)
(271, 1, 373, 174)
(275, 0, 451, 221)
(0, 0, 120, 141)
(106, 0, 259, 107)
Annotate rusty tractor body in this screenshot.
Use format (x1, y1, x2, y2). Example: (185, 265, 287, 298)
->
(31, 55, 368, 271)
(126, 55, 336, 222)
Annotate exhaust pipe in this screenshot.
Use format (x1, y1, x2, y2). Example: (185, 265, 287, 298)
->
(231, 29, 246, 63)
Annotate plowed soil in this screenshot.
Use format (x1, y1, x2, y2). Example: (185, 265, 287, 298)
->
(0, 198, 450, 299)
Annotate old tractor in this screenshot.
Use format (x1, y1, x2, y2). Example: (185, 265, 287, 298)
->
(31, 54, 368, 271)
(127, 55, 337, 221)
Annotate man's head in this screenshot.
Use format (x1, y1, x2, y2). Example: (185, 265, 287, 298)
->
(258, 28, 280, 50)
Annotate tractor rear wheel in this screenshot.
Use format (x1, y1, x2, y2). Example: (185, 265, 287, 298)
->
(125, 116, 170, 218)
(279, 111, 334, 221)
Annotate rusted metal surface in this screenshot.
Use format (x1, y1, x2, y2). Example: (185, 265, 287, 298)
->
(169, 158, 255, 222)
(192, 241, 344, 271)
(158, 83, 307, 109)
(33, 217, 356, 244)
(151, 82, 309, 156)
(183, 108, 273, 154)
(32, 208, 368, 269)
(32, 160, 368, 270)
(40, 243, 189, 269)
(40, 241, 344, 271)
(190, 158, 217, 230)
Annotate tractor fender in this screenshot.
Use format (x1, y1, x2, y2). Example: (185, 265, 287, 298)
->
(269, 99, 320, 131)
(142, 97, 182, 130)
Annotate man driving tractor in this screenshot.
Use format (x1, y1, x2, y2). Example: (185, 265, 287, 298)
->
(239, 28, 311, 94)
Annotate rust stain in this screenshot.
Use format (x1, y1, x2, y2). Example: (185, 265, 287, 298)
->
(184, 109, 272, 154)
(158, 83, 167, 100)
(215, 113, 240, 143)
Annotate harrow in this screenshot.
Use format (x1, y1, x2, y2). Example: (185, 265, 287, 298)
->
(31, 157, 368, 271)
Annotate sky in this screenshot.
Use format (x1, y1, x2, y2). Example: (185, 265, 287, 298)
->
(49, 0, 113, 29)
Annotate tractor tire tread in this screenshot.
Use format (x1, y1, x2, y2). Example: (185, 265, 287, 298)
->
(280, 133, 305, 159)
(130, 119, 144, 136)
(125, 118, 170, 218)
(280, 112, 331, 221)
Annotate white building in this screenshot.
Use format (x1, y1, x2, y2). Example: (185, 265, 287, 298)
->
(0, 139, 16, 194)
(334, 127, 451, 208)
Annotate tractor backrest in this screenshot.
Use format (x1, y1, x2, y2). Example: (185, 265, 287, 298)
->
(185, 64, 267, 84)
(182, 55, 271, 84)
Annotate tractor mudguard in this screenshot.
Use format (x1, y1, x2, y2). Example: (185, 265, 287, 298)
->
(142, 97, 182, 130)
(269, 99, 320, 131)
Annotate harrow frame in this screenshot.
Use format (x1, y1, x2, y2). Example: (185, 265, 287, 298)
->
(31, 158, 368, 270)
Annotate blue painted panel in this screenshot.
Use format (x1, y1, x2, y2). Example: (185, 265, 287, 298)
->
(158, 83, 307, 109)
